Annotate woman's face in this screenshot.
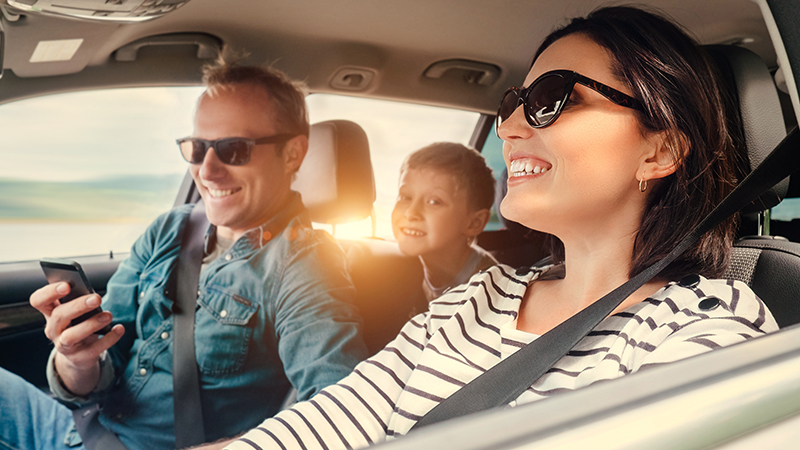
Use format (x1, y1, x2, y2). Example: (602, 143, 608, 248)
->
(498, 34, 659, 238)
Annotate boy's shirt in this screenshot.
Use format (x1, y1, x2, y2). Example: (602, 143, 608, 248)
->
(422, 244, 498, 301)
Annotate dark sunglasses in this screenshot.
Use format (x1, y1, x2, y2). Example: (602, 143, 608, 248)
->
(496, 69, 643, 131)
(176, 134, 296, 166)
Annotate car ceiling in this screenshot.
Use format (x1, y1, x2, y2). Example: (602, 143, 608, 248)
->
(0, 0, 776, 114)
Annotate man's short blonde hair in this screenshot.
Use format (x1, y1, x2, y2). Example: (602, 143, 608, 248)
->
(202, 52, 310, 138)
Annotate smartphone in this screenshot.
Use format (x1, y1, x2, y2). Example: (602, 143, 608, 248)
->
(40, 258, 112, 334)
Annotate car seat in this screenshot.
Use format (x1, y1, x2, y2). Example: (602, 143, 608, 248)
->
(293, 119, 376, 226)
(292, 120, 427, 356)
(706, 45, 800, 328)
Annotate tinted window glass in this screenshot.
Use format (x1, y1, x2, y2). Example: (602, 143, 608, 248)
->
(0, 87, 204, 263)
(481, 128, 506, 230)
(0, 90, 480, 262)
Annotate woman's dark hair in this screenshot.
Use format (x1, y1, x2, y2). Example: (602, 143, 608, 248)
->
(537, 6, 744, 280)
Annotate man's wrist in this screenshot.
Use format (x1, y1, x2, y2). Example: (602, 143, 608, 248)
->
(47, 349, 113, 402)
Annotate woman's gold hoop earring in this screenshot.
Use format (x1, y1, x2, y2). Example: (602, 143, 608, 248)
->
(639, 178, 648, 193)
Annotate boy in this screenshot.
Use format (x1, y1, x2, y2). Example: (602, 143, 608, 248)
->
(392, 142, 498, 302)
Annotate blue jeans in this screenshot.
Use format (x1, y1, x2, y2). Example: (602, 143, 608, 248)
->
(0, 368, 84, 450)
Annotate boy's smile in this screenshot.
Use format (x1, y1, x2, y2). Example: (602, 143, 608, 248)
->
(391, 167, 477, 260)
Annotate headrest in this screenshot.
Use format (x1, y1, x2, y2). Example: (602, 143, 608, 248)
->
(292, 120, 376, 224)
(705, 45, 789, 213)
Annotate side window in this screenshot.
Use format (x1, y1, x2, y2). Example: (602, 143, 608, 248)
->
(0, 87, 204, 263)
(306, 94, 480, 239)
(481, 128, 506, 231)
(772, 198, 800, 228)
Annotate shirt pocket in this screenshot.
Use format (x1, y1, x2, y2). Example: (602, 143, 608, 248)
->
(136, 273, 171, 338)
(195, 286, 259, 375)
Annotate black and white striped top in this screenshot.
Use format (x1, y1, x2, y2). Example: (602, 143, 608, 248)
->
(226, 264, 777, 450)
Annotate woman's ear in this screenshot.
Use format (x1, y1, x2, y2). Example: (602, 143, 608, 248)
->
(639, 131, 686, 181)
(466, 208, 491, 237)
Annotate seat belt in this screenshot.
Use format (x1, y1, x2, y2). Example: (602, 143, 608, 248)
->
(71, 201, 209, 450)
(412, 127, 800, 430)
(173, 200, 208, 448)
(72, 404, 128, 450)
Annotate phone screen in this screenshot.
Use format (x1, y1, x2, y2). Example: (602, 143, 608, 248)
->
(40, 258, 111, 333)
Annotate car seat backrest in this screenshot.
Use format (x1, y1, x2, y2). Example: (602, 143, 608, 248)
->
(726, 236, 800, 327)
(341, 238, 427, 355)
(705, 45, 789, 212)
(292, 119, 376, 225)
(708, 45, 800, 328)
(292, 119, 426, 355)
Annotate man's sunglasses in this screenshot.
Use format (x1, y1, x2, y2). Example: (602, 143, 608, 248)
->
(496, 69, 644, 131)
(176, 134, 296, 166)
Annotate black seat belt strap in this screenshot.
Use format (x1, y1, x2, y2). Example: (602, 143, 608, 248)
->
(173, 200, 208, 448)
(72, 403, 128, 450)
(413, 127, 800, 430)
(70, 201, 210, 450)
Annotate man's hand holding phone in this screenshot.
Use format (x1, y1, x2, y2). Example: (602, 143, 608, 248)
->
(30, 261, 125, 396)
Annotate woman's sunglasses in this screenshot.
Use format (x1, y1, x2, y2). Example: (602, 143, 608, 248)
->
(176, 134, 296, 166)
(496, 69, 643, 131)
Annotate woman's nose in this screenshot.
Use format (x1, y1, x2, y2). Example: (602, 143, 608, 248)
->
(496, 103, 534, 141)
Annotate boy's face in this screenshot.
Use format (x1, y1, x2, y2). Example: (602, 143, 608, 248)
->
(392, 167, 484, 259)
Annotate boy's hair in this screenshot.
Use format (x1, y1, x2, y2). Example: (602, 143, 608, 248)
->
(401, 142, 495, 211)
(201, 50, 310, 139)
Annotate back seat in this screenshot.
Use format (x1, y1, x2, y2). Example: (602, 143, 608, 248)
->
(294, 120, 426, 355)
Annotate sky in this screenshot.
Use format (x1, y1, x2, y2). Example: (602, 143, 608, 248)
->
(0, 87, 204, 182)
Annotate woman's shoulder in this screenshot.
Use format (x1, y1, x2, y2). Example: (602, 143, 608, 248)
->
(643, 275, 778, 333)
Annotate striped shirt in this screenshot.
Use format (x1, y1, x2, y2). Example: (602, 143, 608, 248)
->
(226, 264, 777, 450)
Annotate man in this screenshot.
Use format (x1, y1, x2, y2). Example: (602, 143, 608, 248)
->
(0, 59, 369, 450)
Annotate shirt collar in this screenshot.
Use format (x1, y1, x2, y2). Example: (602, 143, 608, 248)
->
(204, 191, 308, 254)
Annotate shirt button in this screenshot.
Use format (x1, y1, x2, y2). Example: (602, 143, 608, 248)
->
(225, 254, 232, 261)
(679, 274, 701, 288)
(220, 310, 228, 318)
(139, 368, 147, 376)
(140, 292, 145, 298)
(197, 290, 201, 296)
(698, 296, 721, 311)
(161, 332, 169, 340)
(116, 413, 123, 420)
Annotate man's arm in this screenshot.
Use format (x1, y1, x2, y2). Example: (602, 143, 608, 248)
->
(273, 235, 369, 400)
(35, 208, 180, 399)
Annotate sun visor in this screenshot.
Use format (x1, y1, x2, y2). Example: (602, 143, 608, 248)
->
(2, 14, 118, 77)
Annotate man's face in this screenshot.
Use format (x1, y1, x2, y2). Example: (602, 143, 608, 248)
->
(189, 84, 306, 240)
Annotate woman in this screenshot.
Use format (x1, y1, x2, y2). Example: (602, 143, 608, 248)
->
(219, 6, 777, 450)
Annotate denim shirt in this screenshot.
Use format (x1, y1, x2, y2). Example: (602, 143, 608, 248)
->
(71, 193, 368, 449)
